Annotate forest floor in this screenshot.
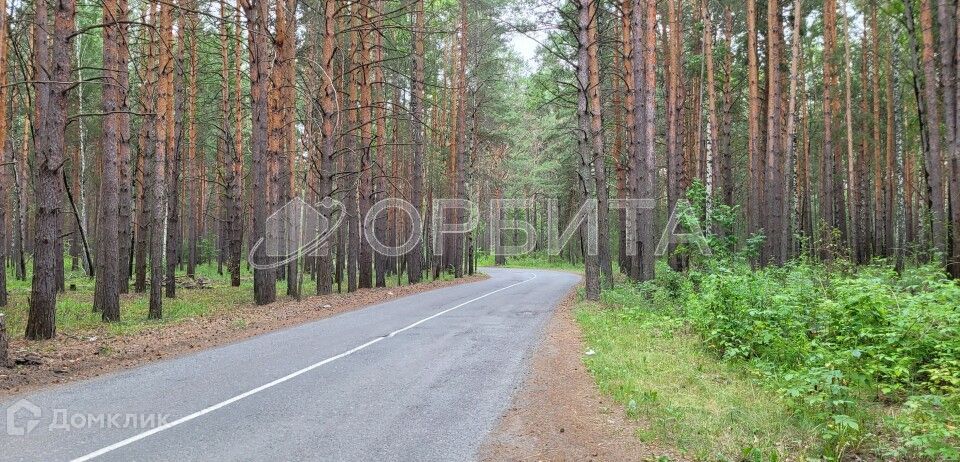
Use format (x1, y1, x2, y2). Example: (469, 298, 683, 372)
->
(0, 273, 487, 399)
(481, 286, 683, 461)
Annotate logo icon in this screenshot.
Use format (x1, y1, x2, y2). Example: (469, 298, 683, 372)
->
(249, 197, 345, 270)
(6, 399, 41, 436)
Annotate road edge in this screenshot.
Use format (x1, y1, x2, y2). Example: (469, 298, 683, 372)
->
(0, 274, 489, 400)
(478, 281, 679, 461)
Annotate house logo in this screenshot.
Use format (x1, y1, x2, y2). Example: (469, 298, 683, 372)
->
(249, 197, 344, 270)
(6, 399, 41, 436)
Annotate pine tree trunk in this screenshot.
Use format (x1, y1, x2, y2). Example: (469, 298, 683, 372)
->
(666, 0, 685, 270)
(372, 0, 388, 289)
(618, 0, 635, 273)
(951, 0, 960, 277)
(93, 0, 122, 321)
(244, 0, 277, 304)
(628, 0, 657, 282)
(345, 8, 360, 292)
(763, 0, 785, 265)
(230, 6, 244, 288)
(0, 0, 8, 307)
(575, 0, 601, 300)
(187, 7, 200, 279)
(150, 0, 173, 319)
(165, 27, 184, 300)
(407, 0, 426, 284)
(273, 0, 298, 296)
(870, 4, 884, 257)
(885, 44, 897, 261)
(314, 0, 337, 295)
(719, 7, 735, 218)
(117, 0, 132, 294)
(919, 0, 947, 256)
(747, 0, 763, 256)
(26, 0, 74, 339)
(854, 35, 869, 264)
(453, 0, 470, 279)
(821, 0, 837, 258)
(134, 111, 151, 293)
(585, 0, 612, 288)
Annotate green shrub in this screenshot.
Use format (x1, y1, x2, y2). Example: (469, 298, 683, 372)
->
(654, 259, 960, 458)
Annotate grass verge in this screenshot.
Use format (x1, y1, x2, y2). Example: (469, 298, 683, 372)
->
(2, 260, 460, 340)
(576, 285, 818, 460)
(475, 252, 582, 271)
(576, 259, 960, 461)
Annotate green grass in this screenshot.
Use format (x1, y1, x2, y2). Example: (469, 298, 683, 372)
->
(2, 260, 259, 339)
(2, 257, 469, 341)
(576, 285, 818, 460)
(475, 252, 582, 271)
(576, 258, 960, 460)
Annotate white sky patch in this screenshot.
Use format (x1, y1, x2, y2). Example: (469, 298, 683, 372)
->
(509, 31, 543, 75)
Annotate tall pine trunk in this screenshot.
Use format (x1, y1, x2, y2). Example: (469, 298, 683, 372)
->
(93, 0, 122, 321)
(820, 0, 838, 258)
(117, 0, 132, 294)
(919, 0, 947, 256)
(407, 0, 426, 284)
(26, 0, 74, 339)
(244, 0, 277, 304)
(585, 0, 612, 288)
(575, 0, 600, 299)
(150, 0, 174, 319)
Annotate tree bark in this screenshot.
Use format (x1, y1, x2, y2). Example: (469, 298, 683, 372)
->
(26, 0, 74, 339)
(117, 0, 132, 294)
(243, 0, 277, 304)
(764, 0, 785, 265)
(93, 0, 123, 321)
(0, 0, 8, 307)
(821, 0, 838, 258)
(165, 25, 184, 300)
(870, 3, 884, 257)
(747, 0, 763, 255)
(885, 41, 897, 261)
(718, 7, 735, 217)
(453, 0, 470, 279)
(783, 0, 804, 258)
(703, 0, 719, 237)
(628, 0, 657, 282)
(951, 0, 960, 277)
(150, 0, 174, 319)
(187, 6, 200, 279)
(229, 5, 245, 287)
(574, 0, 601, 299)
(584, 0, 612, 287)
(407, 0, 426, 285)
(665, 0, 685, 270)
(314, 0, 337, 295)
(853, 32, 869, 264)
(919, 0, 947, 255)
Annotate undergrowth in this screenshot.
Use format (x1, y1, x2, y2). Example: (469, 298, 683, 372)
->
(583, 256, 960, 460)
(684, 259, 960, 459)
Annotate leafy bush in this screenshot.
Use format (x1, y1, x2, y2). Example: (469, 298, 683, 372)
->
(646, 259, 960, 459)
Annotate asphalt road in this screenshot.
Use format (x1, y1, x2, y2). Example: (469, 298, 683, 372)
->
(1, 268, 580, 462)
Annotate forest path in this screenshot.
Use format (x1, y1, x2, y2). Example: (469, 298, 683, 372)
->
(1, 268, 579, 462)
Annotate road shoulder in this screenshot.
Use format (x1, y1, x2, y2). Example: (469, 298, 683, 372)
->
(479, 286, 679, 461)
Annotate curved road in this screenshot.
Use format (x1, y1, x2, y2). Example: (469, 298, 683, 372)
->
(1, 268, 580, 461)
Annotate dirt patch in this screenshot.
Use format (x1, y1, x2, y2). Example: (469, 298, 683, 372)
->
(480, 287, 683, 462)
(0, 274, 488, 399)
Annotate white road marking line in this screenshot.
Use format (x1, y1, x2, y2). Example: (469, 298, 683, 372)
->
(71, 273, 538, 462)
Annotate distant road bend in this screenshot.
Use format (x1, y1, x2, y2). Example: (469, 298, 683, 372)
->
(1, 268, 580, 462)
